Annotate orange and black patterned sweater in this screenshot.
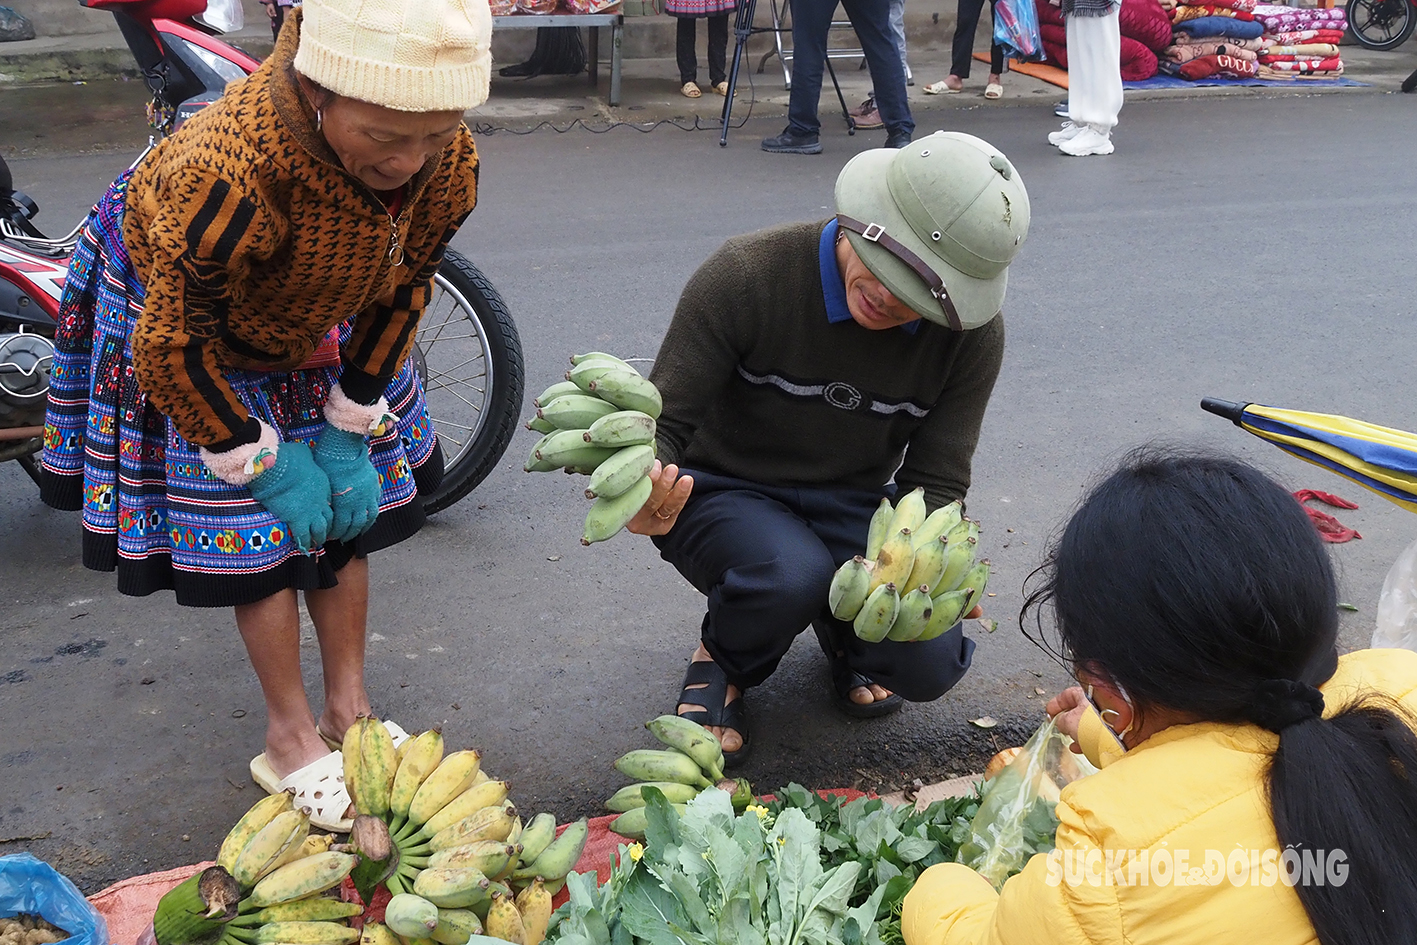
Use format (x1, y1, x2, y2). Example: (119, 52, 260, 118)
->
(123, 14, 480, 451)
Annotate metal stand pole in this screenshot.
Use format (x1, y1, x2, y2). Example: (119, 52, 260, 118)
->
(720, 0, 758, 146)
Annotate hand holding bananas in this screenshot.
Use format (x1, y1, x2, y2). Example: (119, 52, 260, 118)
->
(524, 353, 681, 544)
(828, 488, 992, 643)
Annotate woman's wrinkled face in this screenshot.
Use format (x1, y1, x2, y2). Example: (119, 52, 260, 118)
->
(835, 235, 922, 331)
(311, 87, 463, 192)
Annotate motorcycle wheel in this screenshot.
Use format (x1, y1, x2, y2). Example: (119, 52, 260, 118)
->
(1347, 0, 1415, 50)
(415, 249, 524, 515)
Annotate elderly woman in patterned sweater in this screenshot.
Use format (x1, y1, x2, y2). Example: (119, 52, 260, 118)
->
(40, 0, 490, 830)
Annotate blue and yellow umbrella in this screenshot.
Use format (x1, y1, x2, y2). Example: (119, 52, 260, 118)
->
(1202, 397, 1417, 515)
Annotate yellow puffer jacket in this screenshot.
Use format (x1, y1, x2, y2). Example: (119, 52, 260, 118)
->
(902, 648, 1417, 945)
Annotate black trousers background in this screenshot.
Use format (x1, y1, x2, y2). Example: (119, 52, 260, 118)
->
(951, 0, 1006, 77)
(653, 468, 975, 699)
(676, 14, 730, 85)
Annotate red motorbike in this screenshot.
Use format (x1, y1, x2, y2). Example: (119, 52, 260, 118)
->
(0, 0, 523, 512)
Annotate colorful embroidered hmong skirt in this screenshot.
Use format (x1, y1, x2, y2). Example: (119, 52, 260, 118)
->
(40, 172, 443, 608)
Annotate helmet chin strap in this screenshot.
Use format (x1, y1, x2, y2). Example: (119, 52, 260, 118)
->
(835, 213, 963, 331)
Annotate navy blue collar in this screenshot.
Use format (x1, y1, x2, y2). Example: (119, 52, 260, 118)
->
(819, 219, 920, 335)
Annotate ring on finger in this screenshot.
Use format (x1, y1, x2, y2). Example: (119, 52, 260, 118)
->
(653, 507, 673, 521)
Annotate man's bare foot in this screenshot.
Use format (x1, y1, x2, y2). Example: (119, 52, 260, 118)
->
(677, 645, 744, 754)
(849, 681, 895, 705)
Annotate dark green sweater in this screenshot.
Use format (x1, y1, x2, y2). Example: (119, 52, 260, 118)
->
(649, 221, 1004, 511)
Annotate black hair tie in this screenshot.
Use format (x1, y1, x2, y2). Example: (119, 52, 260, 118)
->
(1252, 679, 1325, 732)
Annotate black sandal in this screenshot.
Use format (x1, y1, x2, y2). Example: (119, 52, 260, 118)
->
(813, 623, 905, 719)
(677, 659, 751, 768)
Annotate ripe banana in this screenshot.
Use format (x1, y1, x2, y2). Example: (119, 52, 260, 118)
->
(828, 556, 872, 621)
(888, 487, 927, 535)
(296, 834, 334, 859)
(586, 370, 663, 419)
(428, 841, 519, 877)
(246, 851, 360, 909)
(515, 880, 552, 945)
(613, 749, 711, 788)
(513, 813, 558, 866)
(584, 410, 656, 448)
(512, 819, 588, 883)
(232, 899, 363, 926)
(853, 582, 900, 643)
(865, 497, 894, 560)
(384, 894, 440, 940)
(356, 715, 399, 820)
(607, 804, 687, 842)
(411, 779, 511, 843)
(430, 910, 483, 945)
(217, 792, 294, 874)
(533, 380, 581, 408)
(250, 922, 360, 945)
(585, 444, 656, 500)
(581, 474, 653, 545)
(913, 501, 962, 549)
(604, 781, 700, 813)
(887, 587, 934, 642)
(408, 750, 482, 829)
(390, 729, 446, 823)
(903, 535, 948, 595)
(566, 360, 633, 392)
(917, 590, 969, 641)
(412, 866, 492, 910)
(645, 715, 725, 781)
(536, 395, 618, 431)
(959, 561, 991, 615)
(231, 809, 309, 889)
(869, 527, 915, 591)
(429, 803, 518, 852)
(358, 922, 400, 945)
(569, 352, 635, 370)
(935, 529, 978, 596)
(484, 893, 526, 945)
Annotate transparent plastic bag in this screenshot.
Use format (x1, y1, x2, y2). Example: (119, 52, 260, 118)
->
(0, 853, 109, 945)
(1374, 536, 1417, 651)
(993, 0, 1045, 62)
(955, 717, 1098, 889)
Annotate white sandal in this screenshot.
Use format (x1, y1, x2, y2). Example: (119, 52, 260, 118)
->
(250, 750, 354, 833)
(681, 81, 702, 98)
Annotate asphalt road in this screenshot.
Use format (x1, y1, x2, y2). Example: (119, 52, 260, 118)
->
(3, 91, 1417, 892)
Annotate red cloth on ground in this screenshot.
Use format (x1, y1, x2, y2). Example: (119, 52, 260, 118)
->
(1294, 489, 1362, 543)
(1177, 52, 1260, 77)
(1040, 21, 1159, 78)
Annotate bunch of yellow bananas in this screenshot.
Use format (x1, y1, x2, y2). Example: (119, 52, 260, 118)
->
(828, 490, 992, 644)
(605, 716, 752, 840)
(523, 353, 664, 545)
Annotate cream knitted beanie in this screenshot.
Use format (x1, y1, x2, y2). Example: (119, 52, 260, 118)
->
(294, 0, 492, 112)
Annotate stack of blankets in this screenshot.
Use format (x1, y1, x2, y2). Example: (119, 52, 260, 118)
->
(1157, 0, 1346, 80)
(1034, 0, 1174, 80)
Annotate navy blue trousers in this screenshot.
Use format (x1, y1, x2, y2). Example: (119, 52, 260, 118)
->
(653, 468, 974, 698)
(787, 0, 915, 138)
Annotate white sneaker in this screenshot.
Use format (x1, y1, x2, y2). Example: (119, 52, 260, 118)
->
(1047, 121, 1084, 146)
(1058, 126, 1114, 156)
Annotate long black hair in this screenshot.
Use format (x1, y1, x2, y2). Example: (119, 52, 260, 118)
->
(1022, 447, 1417, 945)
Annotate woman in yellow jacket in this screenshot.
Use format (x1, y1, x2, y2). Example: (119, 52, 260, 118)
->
(903, 448, 1417, 945)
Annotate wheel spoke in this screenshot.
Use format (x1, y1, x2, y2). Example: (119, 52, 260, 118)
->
(429, 418, 477, 432)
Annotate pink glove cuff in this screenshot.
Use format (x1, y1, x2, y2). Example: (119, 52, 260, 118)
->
(200, 421, 280, 485)
(325, 385, 398, 436)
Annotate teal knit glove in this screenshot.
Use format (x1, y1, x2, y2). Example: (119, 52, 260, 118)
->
(246, 441, 334, 553)
(312, 425, 382, 543)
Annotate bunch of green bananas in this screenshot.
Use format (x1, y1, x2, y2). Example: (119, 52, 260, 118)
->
(152, 792, 362, 945)
(523, 352, 664, 545)
(605, 716, 752, 840)
(827, 489, 992, 644)
(365, 874, 555, 945)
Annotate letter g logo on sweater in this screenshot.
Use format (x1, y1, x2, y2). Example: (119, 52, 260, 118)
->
(823, 382, 863, 411)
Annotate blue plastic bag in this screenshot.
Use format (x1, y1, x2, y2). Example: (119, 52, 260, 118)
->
(993, 0, 1045, 62)
(0, 854, 108, 945)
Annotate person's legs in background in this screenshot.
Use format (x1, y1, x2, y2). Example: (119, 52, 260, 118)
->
(763, 0, 833, 150)
(888, 0, 911, 84)
(850, 0, 910, 127)
(842, 0, 914, 145)
(676, 16, 703, 95)
(708, 12, 730, 90)
(984, 3, 1006, 98)
(943, 0, 988, 90)
(1056, 6, 1122, 154)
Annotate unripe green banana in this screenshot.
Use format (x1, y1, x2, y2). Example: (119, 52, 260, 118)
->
(581, 474, 653, 545)
(513, 813, 558, 866)
(483, 892, 526, 945)
(904, 535, 948, 595)
(531, 428, 593, 465)
(586, 370, 663, 420)
(888, 487, 927, 535)
(869, 527, 915, 591)
(945, 517, 980, 549)
(603, 780, 701, 813)
(384, 894, 441, 940)
(412, 867, 492, 910)
(959, 561, 991, 616)
(584, 410, 656, 448)
(430, 909, 483, 945)
(533, 380, 581, 407)
(865, 497, 894, 560)
(390, 729, 445, 822)
(218, 792, 294, 874)
(232, 809, 309, 888)
(912, 500, 962, 549)
(917, 590, 970, 641)
(357, 715, 399, 820)
(251, 922, 360, 945)
(828, 556, 872, 621)
(408, 750, 482, 828)
(428, 841, 519, 877)
(515, 879, 553, 945)
(569, 352, 635, 370)
(525, 416, 555, 435)
(887, 587, 934, 642)
(607, 805, 687, 842)
(645, 715, 725, 781)
(612, 749, 712, 787)
(935, 531, 978, 596)
(235, 899, 363, 925)
(246, 852, 360, 909)
(429, 803, 518, 852)
(567, 359, 633, 392)
(513, 818, 588, 883)
(536, 395, 618, 431)
(853, 582, 900, 643)
(414, 780, 511, 843)
(524, 437, 559, 473)
(585, 444, 656, 500)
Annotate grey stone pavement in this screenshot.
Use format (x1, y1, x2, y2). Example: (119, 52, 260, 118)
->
(1, 33, 1417, 894)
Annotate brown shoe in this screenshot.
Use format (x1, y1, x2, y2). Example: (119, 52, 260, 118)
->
(852, 107, 884, 130)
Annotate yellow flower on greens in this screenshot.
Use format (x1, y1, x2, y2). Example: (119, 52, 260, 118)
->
(627, 842, 644, 862)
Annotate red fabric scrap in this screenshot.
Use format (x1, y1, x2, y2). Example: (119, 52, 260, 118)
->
(1294, 489, 1362, 542)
